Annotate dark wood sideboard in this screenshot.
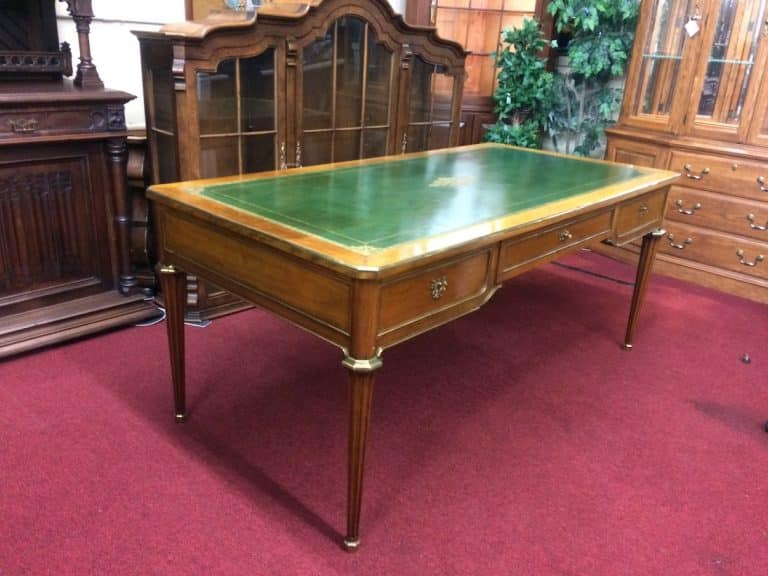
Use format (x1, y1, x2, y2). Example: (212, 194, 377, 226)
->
(0, 0, 160, 358)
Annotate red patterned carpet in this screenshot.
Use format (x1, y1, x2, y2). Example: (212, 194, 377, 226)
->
(1, 251, 767, 575)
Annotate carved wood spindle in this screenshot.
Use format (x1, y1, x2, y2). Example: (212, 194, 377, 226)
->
(59, 0, 104, 88)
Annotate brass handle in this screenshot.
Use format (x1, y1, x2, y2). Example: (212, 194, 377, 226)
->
(675, 199, 702, 215)
(638, 203, 649, 216)
(279, 141, 287, 170)
(667, 233, 692, 250)
(558, 230, 573, 242)
(736, 249, 764, 267)
(401, 132, 408, 155)
(295, 141, 302, 168)
(747, 214, 767, 231)
(430, 276, 448, 300)
(8, 118, 38, 133)
(758, 176, 768, 192)
(683, 164, 710, 180)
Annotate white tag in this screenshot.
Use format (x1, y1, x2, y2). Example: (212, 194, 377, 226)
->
(685, 19, 700, 37)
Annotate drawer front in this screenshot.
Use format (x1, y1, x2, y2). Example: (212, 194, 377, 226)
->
(378, 249, 493, 333)
(660, 221, 767, 281)
(666, 185, 768, 242)
(613, 189, 667, 242)
(499, 210, 612, 277)
(0, 107, 112, 138)
(669, 150, 768, 201)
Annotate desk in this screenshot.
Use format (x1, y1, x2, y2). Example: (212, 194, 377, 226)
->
(148, 143, 679, 550)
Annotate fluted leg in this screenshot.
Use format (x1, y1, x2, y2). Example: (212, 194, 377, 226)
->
(624, 229, 665, 350)
(159, 264, 187, 421)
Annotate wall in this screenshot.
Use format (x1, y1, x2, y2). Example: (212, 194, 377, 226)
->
(56, 0, 406, 129)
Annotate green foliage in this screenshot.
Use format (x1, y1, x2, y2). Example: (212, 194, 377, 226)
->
(483, 18, 554, 149)
(546, 0, 639, 156)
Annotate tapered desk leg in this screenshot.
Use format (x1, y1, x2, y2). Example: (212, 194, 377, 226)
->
(624, 229, 665, 350)
(341, 353, 382, 551)
(159, 265, 187, 422)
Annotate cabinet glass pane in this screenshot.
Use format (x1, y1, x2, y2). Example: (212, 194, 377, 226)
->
(410, 56, 449, 122)
(240, 50, 276, 133)
(696, 0, 767, 125)
(362, 128, 388, 158)
(303, 132, 332, 166)
(197, 60, 237, 135)
(243, 134, 276, 173)
(365, 30, 392, 126)
(335, 130, 362, 162)
(154, 133, 179, 183)
(304, 29, 334, 130)
(336, 17, 364, 129)
(200, 137, 238, 179)
(634, 0, 696, 116)
(150, 65, 175, 133)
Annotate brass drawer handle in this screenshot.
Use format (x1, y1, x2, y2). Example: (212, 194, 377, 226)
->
(736, 250, 764, 267)
(8, 118, 38, 133)
(675, 199, 701, 215)
(430, 276, 448, 300)
(683, 164, 710, 180)
(667, 233, 692, 250)
(558, 230, 573, 242)
(638, 203, 649, 216)
(758, 176, 768, 192)
(747, 214, 767, 231)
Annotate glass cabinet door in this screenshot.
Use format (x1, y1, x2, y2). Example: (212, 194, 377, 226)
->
(196, 49, 278, 178)
(690, 0, 767, 134)
(629, 0, 700, 125)
(404, 55, 456, 153)
(301, 16, 395, 167)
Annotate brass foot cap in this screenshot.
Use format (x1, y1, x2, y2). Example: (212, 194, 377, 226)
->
(622, 343, 633, 351)
(175, 413, 187, 423)
(342, 537, 360, 552)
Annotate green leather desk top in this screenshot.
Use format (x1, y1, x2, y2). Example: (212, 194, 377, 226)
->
(192, 145, 646, 251)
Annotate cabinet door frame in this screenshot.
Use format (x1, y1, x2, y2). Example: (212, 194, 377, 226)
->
(174, 35, 287, 180)
(684, 0, 768, 143)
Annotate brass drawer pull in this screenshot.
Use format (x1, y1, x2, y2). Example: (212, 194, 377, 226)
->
(683, 164, 710, 180)
(667, 233, 692, 250)
(747, 214, 767, 231)
(758, 176, 768, 192)
(558, 230, 573, 242)
(736, 250, 764, 267)
(8, 118, 38, 133)
(638, 203, 649, 216)
(675, 199, 701, 215)
(430, 276, 448, 300)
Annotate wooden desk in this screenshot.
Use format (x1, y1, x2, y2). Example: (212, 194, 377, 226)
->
(148, 143, 679, 550)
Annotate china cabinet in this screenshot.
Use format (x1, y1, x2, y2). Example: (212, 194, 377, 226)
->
(0, 0, 159, 359)
(135, 0, 468, 321)
(603, 0, 768, 303)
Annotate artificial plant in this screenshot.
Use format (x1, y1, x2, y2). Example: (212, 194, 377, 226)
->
(484, 17, 554, 149)
(546, 0, 640, 157)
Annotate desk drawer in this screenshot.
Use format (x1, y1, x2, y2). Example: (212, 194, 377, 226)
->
(0, 107, 111, 138)
(613, 189, 666, 242)
(499, 211, 612, 278)
(669, 151, 768, 201)
(378, 249, 493, 334)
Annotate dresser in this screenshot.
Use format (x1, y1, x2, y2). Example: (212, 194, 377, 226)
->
(0, 0, 160, 358)
(602, 0, 768, 303)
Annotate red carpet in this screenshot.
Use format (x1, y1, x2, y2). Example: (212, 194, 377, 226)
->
(1, 251, 766, 575)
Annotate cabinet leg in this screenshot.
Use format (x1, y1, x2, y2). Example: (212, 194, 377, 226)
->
(159, 264, 187, 421)
(341, 353, 381, 551)
(624, 229, 665, 350)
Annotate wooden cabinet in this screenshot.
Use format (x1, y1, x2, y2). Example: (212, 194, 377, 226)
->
(406, 0, 546, 145)
(603, 0, 768, 303)
(135, 0, 467, 321)
(0, 2, 160, 359)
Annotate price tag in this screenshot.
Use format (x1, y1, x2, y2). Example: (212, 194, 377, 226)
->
(685, 18, 700, 37)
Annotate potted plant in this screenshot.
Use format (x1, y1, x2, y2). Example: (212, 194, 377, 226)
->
(545, 0, 640, 157)
(484, 17, 554, 149)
